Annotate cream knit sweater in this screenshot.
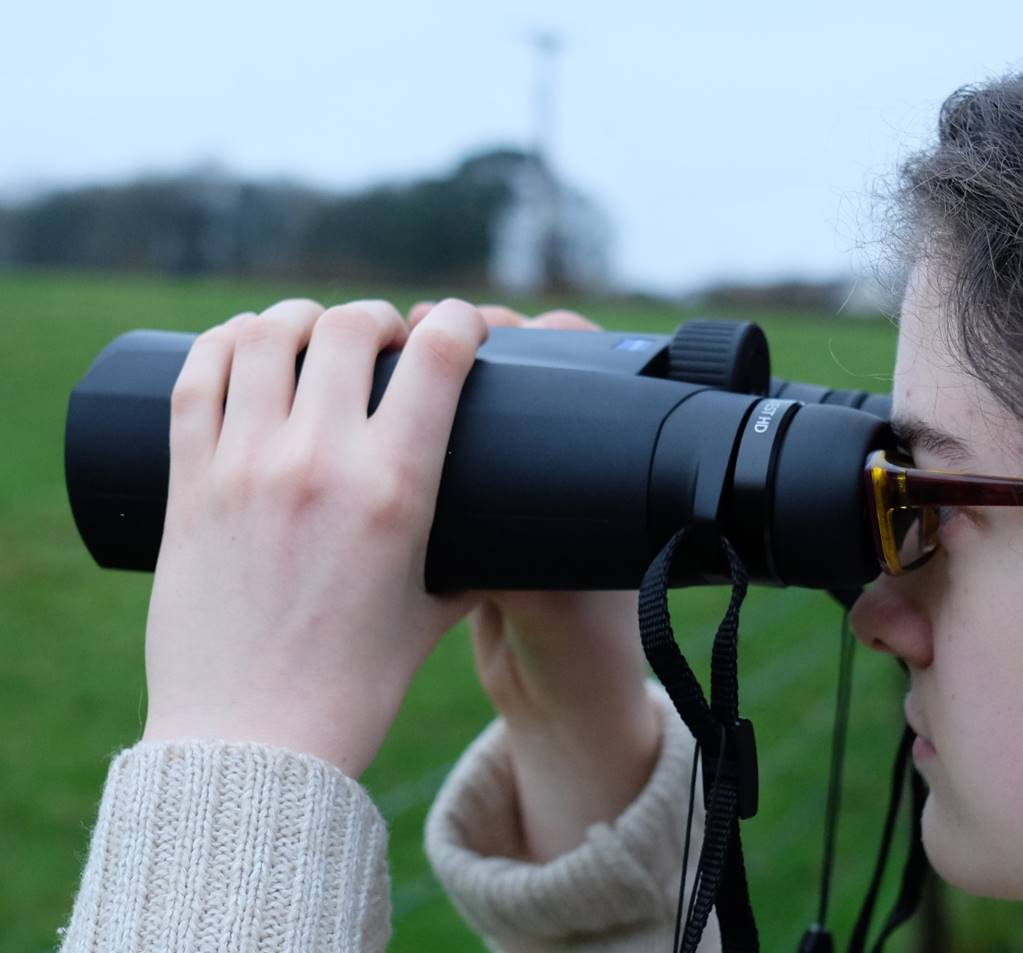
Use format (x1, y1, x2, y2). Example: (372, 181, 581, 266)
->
(57, 683, 721, 952)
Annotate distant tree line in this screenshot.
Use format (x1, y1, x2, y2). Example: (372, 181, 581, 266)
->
(0, 148, 612, 291)
(687, 276, 890, 316)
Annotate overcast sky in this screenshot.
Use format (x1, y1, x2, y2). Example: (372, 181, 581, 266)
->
(5, 1, 1023, 293)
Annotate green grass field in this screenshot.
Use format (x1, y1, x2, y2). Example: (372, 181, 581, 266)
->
(2, 269, 1021, 951)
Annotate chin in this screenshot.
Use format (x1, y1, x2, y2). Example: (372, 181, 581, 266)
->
(921, 796, 1023, 900)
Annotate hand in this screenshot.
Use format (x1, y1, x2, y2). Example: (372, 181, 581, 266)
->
(142, 298, 488, 778)
(409, 303, 662, 861)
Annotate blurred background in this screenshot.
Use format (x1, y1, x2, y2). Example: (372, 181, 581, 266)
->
(4, 1, 1023, 950)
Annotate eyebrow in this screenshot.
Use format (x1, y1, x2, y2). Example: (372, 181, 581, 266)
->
(889, 413, 976, 466)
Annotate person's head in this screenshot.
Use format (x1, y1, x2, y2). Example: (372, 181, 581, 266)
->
(849, 72, 1023, 899)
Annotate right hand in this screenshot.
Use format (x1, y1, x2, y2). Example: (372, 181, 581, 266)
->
(409, 302, 662, 861)
(142, 298, 489, 778)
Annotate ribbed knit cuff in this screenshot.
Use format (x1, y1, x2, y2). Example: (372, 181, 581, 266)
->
(424, 682, 721, 952)
(58, 741, 390, 953)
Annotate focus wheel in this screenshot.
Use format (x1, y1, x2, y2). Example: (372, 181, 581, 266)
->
(668, 320, 770, 394)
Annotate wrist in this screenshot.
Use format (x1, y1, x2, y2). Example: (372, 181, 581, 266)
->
(500, 669, 658, 759)
(142, 676, 409, 779)
(141, 722, 370, 778)
(503, 689, 662, 862)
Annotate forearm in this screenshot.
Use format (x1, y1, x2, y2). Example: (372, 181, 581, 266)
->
(425, 682, 722, 952)
(59, 740, 391, 952)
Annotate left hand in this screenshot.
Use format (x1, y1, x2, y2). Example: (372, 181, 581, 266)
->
(409, 302, 661, 861)
(408, 303, 652, 736)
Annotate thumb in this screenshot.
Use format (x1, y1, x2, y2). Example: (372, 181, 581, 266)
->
(467, 597, 504, 656)
(432, 588, 487, 637)
(467, 599, 533, 715)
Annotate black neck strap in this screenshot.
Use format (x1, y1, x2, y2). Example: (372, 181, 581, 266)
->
(847, 723, 929, 952)
(638, 526, 759, 953)
(637, 526, 929, 953)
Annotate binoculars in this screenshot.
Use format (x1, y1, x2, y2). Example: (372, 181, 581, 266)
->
(65, 320, 894, 592)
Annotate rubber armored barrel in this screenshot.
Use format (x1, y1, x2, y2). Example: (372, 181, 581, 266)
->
(65, 326, 891, 592)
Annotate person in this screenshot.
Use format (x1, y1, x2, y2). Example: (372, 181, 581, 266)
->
(54, 69, 1023, 950)
(848, 72, 1023, 901)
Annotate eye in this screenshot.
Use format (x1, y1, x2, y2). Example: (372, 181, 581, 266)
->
(936, 505, 979, 536)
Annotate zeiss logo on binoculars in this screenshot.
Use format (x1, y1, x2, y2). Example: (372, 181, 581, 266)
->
(614, 338, 653, 351)
(753, 400, 782, 434)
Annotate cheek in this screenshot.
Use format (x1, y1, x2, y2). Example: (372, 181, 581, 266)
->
(923, 548, 1023, 894)
(932, 548, 1023, 759)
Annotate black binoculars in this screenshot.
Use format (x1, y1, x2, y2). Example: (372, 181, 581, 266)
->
(65, 320, 894, 592)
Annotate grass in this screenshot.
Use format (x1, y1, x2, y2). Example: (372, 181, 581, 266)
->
(1, 268, 1021, 951)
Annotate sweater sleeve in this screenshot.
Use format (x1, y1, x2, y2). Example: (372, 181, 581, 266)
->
(423, 682, 722, 953)
(56, 740, 391, 953)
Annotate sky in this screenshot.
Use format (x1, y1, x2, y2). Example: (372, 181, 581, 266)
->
(5, 0, 1023, 294)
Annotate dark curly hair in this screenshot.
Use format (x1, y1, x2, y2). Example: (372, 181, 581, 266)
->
(895, 72, 1023, 418)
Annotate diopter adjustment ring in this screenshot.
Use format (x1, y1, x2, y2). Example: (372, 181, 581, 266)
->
(668, 320, 771, 395)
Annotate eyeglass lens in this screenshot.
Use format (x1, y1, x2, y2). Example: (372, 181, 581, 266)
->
(891, 505, 941, 571)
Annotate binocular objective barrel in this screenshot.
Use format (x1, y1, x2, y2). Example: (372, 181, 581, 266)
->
(65, 326, 893, 592)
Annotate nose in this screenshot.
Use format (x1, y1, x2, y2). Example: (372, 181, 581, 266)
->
(848, 574, 933, 670)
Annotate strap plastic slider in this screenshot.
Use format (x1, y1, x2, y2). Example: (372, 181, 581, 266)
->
(732, 718, 759, 819)
(704, 717, 759, 820)
(728, 715, 761, 818)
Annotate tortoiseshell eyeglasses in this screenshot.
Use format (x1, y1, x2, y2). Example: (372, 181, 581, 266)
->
(866, 449, 1023, 575)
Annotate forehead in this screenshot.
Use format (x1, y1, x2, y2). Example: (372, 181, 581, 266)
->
(895, 264, 1023, 471)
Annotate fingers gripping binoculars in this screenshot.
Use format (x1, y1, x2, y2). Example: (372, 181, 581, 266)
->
(65, 320, 893, 591)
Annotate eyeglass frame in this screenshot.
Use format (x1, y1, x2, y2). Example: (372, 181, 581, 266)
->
(865, 448, 1023, 575)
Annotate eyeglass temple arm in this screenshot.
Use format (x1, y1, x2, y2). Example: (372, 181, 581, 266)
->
(901, 468, 1023, 507)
